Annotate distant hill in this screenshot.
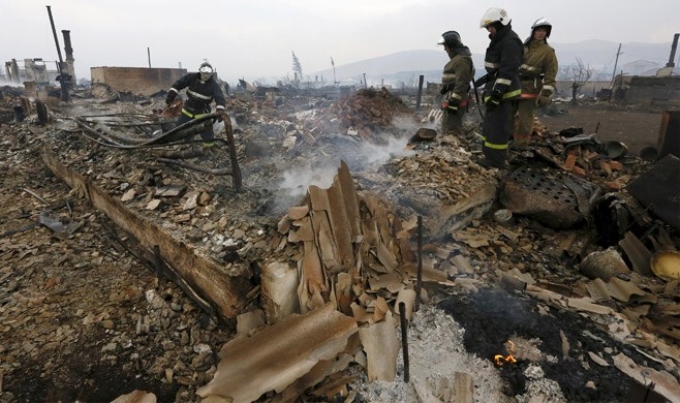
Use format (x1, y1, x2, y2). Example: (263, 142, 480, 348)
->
(314, 49, 451, 87)
(310, 40, 676, 86)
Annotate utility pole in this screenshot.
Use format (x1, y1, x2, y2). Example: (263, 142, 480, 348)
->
(46, 5, 70, 101)
(330, 57, 337, 86)
(610, 43, 622, 87)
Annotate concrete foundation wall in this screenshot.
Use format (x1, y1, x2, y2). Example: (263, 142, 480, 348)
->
(623, 76, 680, 106)
(90, 67, 187, 96)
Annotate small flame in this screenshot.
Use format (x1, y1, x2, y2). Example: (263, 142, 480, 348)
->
(494, 340, 517, 367)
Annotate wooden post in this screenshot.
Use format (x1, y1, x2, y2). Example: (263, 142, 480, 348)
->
(416, 75, 425, 111)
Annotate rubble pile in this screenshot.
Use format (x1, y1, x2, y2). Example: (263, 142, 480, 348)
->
(323, 87, 415, 142)
(1, 85, 679, 402)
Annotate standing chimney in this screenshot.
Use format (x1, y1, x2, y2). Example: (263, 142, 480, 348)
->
(667, 33, 679, 67)
(61, 30, 76, 83)
(10, 59, 20, 83)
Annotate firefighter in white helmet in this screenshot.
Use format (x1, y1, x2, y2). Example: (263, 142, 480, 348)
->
(513, 18, 559, 148)
(437, 30, 474, 138)
(475, 7, 523, 169)
(165, 61, 227, 148)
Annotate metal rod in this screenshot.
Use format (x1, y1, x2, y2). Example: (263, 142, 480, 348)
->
(415, 215, 423, 311)
(642, 382, 656, 403)
(46, 6, 70, 101)
(147, 47, 152, 68)
(153, 245, 164, 278)
(667, 33, 679, 67)
(399, 302, 410, 383)
(46, 6, 64, 64)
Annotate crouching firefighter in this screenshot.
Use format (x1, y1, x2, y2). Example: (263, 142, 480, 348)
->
(437, 30, 474, 137)
(165, 62, 227, 148)
(476, 7, 523, 169)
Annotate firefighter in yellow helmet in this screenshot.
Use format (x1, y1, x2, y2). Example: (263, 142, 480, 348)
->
(514, 18, 559, 148)
(437, 31, 474, 137)
(476, 7, 523, 169)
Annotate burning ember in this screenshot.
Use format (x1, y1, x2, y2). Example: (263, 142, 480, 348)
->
(494, 340, 517, 367)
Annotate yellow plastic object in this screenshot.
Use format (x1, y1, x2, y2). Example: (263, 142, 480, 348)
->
(650, 250, 680, 281)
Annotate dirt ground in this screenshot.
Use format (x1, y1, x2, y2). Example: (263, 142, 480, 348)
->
(539, 102, 665, 155)
(1, 88, 678, 403)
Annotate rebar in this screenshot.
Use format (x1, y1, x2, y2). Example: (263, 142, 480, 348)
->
(399, 302, 410, 383)
(415, 215, 423, 311)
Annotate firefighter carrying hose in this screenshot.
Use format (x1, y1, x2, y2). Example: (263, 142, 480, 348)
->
(437, 30, 474, 138)
(476, 7, 523, 169)
(514, 18, 559, 149)
(165, 62, 227, 148)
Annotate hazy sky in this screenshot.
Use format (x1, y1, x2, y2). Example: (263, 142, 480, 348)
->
(3, 0, 679, 83)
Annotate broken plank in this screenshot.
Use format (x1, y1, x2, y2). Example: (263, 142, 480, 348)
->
(454, 372, 474, 403)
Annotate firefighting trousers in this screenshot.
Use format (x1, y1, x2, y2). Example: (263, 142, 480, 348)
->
(176, 113, 215, 143)
(515, 98, 537, 144)
(482, 100, 517, 164)
(441, 109, 465, 136)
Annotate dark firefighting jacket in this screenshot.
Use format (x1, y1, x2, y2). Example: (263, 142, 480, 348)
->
(169, 73, 226, 118)
(519, 39, 558, 98)
(483, 25, 523, 101)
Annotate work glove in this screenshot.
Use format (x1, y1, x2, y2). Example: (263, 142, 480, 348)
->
(216, 106, 226, 122)
(165, 91, 176, 106)
(473, 74, 488, 88)
(440, 83, 452, 95)
(485, 89, 503, 112)
(537, 89, 552, 107)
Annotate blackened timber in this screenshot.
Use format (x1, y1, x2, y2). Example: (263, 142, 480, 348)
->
(153, 245, 215, 317)
(42, 150, 250, 320)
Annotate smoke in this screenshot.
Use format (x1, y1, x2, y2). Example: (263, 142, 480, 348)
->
(0, 79, 23, 88)
(357, 134, 413, 165)
(271, 127, 415, 215)
(270, 162, 337, 214)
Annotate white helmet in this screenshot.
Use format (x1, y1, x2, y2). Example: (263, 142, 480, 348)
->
(199, 62, 214, 81)
(531, 17, 552, 38)
(480, 7, 511, 28)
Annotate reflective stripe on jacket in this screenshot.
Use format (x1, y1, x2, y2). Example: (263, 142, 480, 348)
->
(442, 53, 474, 102)
(483, 25, 523, 101)
(518, 39, 558, 96)
(169, 72, 226, 116)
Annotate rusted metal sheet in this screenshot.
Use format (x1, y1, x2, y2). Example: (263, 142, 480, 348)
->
(500, 166, 595, 229)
